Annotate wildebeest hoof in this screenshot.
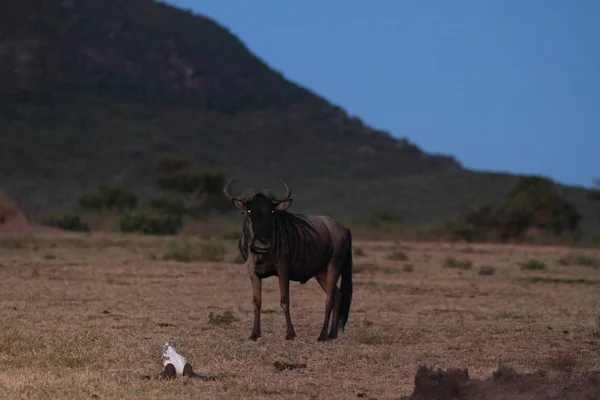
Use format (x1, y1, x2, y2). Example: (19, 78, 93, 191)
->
(249, 333, 260, 341)
(285, 333, 296, 340)
(317, 334, 329, 342)
(327, 332, 338, 340)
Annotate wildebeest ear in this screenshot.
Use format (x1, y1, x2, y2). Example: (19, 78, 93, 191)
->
(275, 199, 293, 211)
(232, 199, 247, 211)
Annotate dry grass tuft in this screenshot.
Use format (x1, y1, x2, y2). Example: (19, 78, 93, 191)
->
(353, 261, 378, 274)
(353, 247, 366, 257)
(0, 236, 27, 249)
(593, 315, 600, 338)
(230, 253, 245, 264)
(547, 351, 577, 373)
(524, 276, 600, 286)
(559, 253, 599, 268)
(386, 250, 409, 261)
(443, 256, 472, 270)
(478, 265, 496, 276)
(353, 261, 405, 275)
(208, 311, 238, 326)
(520, 259, 547, 271)
(162, 239, 227, 263)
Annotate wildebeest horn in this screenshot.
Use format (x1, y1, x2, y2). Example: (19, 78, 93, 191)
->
(222, 178, 236, 200)
(275, 179, 292, 202)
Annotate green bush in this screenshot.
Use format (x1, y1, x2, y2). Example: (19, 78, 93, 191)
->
(77, 193, 105, 211)
(149, 195, 187, 216)
(98, 181, 138, 211)
(449, 176, 581, 243)
(119, 212, 149, 233)
(44, 214, 90, 232)
(78, 181, 138, 212)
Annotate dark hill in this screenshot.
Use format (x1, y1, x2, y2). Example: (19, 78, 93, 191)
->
(1, 0, 597, 233)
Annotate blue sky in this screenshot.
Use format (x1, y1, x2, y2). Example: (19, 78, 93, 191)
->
(167, 0, 599, 188)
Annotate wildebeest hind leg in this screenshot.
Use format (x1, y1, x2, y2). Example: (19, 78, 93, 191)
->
(327, 286, 342, 339)
(316, 267, 341, 341)
(315, 271, 341, 339)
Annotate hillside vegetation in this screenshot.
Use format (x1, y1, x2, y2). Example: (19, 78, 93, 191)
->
(1, 0, 598, 235)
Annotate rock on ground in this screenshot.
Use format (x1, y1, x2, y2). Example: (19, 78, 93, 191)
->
(401, 365, 600, 400)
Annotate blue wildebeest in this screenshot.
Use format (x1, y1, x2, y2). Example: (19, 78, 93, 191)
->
(223, 178, 353, 342)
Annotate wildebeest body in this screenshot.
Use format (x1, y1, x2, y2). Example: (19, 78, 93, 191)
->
(224, 179, 354, 342)
(239, 214, 350, 283)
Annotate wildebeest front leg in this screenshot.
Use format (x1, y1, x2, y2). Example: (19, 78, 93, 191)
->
(249, 272, 262, 341)
(277, 267, 296, 340)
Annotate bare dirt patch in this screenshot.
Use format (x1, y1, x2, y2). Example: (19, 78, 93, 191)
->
(0, 236, 599, 398)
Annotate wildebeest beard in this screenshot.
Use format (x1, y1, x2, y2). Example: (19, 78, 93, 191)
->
(247, 196, 276, 254)
(250, 236, 272, 254)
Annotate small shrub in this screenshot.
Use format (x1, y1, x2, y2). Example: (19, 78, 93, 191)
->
(119, 212, 181, 235)
(143, 214, 182, 235)
(98, 181, 138, 211)
(576, 255, 597, 267)
(77, 193, 106, 211)
(558, 253, 598, 268)
(162, 247, 192, 263)
(220, 230, 241, 241)
(119, 212, 148, 233)
(367, 210, 404, 227)
(0, 237, 26, 249)
(403, 264, 414, 272)
(231, 253, 245, 264)
(443, 256, 472, 270)
(547, 351, 577, 372)
(79, 181, 138, 212)
(353, 262, 377, 274)
(520, 259, 547, 271)
(208, 311, 237, 326)
(378, 265, 402, 274)
(44, 214, 90, 232)
(353, 247, 366, 257)
(163, 240, 226, 263)
(148, 195, 186, 217)
(479, 266, 496, 276)
(44, 254, 57, 260)
(593, 315, 600, 339)
(387, 250, 409, 261)
(524, 276, 598, 285)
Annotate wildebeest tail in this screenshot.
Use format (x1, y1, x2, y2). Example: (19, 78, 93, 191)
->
(339, 229, 353, 331)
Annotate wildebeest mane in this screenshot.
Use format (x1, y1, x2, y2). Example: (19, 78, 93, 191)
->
(238, 210, 329, 268)
(271, 211, 328, 268)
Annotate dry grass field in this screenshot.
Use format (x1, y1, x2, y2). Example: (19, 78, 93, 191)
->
(1, 232, 600, 399)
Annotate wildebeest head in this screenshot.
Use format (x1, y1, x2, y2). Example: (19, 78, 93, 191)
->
(223, 179, 293, 241)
